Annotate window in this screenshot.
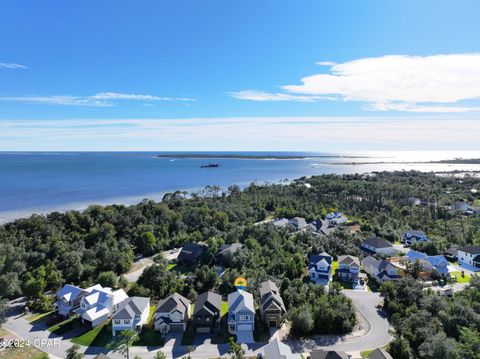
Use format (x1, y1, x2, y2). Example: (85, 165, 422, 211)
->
(240, 315, 250, 321)
(135, 314, 140, 319)
(124, 320, 130, 324)
(114, 320, 120, 325)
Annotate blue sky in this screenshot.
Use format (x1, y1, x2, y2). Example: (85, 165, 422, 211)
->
(1, 1, 480, 150)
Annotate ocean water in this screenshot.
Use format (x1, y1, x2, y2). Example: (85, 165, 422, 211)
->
(1, 151, 480, 224)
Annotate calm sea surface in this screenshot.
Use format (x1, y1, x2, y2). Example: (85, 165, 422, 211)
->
(1, 151, 480, 223)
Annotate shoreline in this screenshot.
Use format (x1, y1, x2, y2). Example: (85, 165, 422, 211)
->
(1, 168, 479, 226)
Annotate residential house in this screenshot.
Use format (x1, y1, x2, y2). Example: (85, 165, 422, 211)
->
(193, 291, 222, 333)
(216, 243, 243, 264)
(402, 230, 428, 245)
(442, 247, 458, 262)
(360, 237, 396, 256)
(308, 252, 333, 286)
(228, 289, 255, 343)
(177, 242, 207, 265)
(336, 255, 365, 288)
(273, 218, 289, 228)
(450, 201, 469, 212)
(264, 339, 302, 359)
(305, 220, 323, 236)
(154, 292, 191, 334)
(309, 349, 350, 359)
(75, 286, 129, 327)
(406, 250, 450, 278)
(55, 284, 91, 317)
(458, 245, 480, 268)
(112, 296, 150, 336)
(259, 280, 286, 328)
(362, 256, 402, 283)
(288, 217, 307, 231)
(368, 348, 393, 359)
(326, 212, 348, 226)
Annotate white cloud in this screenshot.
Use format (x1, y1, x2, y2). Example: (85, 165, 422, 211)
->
(233, 53, 480, 113)
(228, 90, 335, 102)
(0, 92, 196, 107)
(0, 62, 27, 69)
(315, 61, 336, 66)
(1, 117, 479, 151)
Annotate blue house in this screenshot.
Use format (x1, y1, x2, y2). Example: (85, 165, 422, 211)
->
(407, 250, 450, 278)
(308, 252, 333, 286)
(402, 230, 429, 245)
(227, 290, 255, 344)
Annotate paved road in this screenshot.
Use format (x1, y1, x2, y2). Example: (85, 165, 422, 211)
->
(5, 290, 392, 359)
(124, 256, 156, 283)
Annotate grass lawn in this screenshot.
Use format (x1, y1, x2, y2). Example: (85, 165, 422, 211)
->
(135, 327, 164, 347)
(134, 305, 164, 346)
(331, 260, 338, 276)
(27, 311, 53, 323)
(47, 316, 78, 336)
(221, 301, 228, 316)
(360, 345, 389, 358)
(71, 321, 112, 347)
(0, 346, 48, 359)
(450, 271, 471, 283)
(167, 263, 177, 271)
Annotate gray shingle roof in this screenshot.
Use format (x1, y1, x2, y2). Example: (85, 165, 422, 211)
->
(368, 348, 393, 359)
(259, 280, 286, 313)
(113, 297, 149, 320)
(362, 237, 393, 249)
(193, 291, 222, 315)
(459, 245, 480, 254)
(155, 292, 190, 315)
(337, 255, 360, 266)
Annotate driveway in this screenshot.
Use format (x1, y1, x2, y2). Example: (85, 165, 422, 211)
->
(124, 256, 156, 282)
(5, 289, 392, 359)
(3, 298, 119, 359)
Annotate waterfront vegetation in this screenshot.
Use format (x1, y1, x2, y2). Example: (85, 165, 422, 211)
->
(0, 171, 479, 357)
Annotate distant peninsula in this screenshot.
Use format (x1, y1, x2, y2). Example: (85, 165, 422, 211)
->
(156, 153, 367, 160)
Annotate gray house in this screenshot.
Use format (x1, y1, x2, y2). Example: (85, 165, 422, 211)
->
(259, 280, 286, 328)
(154, 292, 191, 334)
(193, 291, 222, 333)
(111, 297, 150, 336)
(228, 289, 255, 343)
(177, 242, 207, 265)
(216, 243, 243, 264)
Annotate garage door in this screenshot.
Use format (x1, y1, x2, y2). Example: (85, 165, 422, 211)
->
(170, 323, 184, 332)
(196, 326, 211, 333)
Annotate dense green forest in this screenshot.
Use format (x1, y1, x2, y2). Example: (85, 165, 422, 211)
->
(0, 171, 479, 352)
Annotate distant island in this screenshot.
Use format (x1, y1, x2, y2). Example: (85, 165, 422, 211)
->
(156, 153, 368, 160)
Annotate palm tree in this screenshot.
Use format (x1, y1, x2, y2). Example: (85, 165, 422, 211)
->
(107, 329, 139, 359)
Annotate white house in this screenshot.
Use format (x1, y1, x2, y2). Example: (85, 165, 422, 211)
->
(55, 284, 101, 317)
(273, 218, 289, 228)
(360, 237, 396, 256)
(458, 245, 480, 268)
(112, 297, 151, 336)
(326, 212, 348, 225)
(75, 286, 128, 327)
(337, 255, 360, 281)
(288, 217, 307, 231)
(154, 292, 191, 334)
(227, 290, 255, 344)
(308, 252, 333, 286)
(402, 230, 429, 246)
